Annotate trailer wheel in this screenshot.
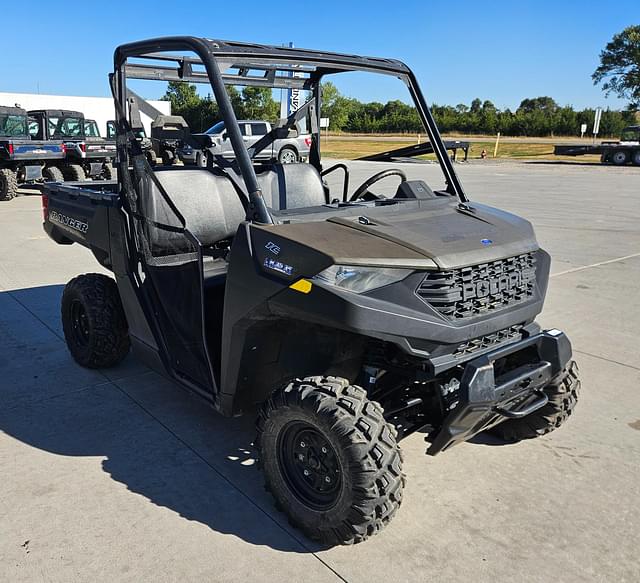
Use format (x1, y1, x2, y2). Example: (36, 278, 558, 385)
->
(257, 376, 405, 545)
(63, 164, 87, 181)
(0, 168, 18, 201)
(43, 166, 64, 182)
(611, 150, 629, 166)
(490, 361, 580, 442)
(61, 274, 130, 368)
(632, 150, 640, 166)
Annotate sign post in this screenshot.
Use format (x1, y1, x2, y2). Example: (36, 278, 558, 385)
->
(320, 117, 329, 144)
(580, 123, 587, 139)
(592, 108, 602, 144)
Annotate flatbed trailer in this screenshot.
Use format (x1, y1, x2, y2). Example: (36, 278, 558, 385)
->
(358, 139, 470, 162)
(554, 125, 640, 166)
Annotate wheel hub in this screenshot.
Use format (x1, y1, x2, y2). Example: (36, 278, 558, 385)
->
(70, 299, 90, 347)
(277, 422, 342, 510)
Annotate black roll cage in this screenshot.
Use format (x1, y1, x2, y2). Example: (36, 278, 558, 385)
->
(112, 35, 468, 224)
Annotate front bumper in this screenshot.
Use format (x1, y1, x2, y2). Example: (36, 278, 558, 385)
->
(427, 329, 572, 455)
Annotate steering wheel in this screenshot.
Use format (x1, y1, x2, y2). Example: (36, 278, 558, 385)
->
(349, 168, 407, 202)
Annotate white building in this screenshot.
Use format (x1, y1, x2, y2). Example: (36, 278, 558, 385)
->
(0, 92, 170, 136)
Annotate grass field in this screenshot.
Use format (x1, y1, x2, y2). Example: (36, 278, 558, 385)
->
(320, 135, 601, 163)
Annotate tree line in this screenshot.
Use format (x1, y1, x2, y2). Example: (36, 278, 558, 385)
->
(163, 81, 636, 138)
(321, 84, 636, 137)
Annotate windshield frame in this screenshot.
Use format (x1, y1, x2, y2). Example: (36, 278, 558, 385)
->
(113, 36, 469, 226)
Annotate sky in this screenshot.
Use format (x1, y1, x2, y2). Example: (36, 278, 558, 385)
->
(1, 1, 636, 110)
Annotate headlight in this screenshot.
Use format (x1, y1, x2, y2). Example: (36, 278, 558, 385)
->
(312, 265, 411, 294)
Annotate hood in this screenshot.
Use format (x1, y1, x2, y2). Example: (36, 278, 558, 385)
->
(327, 199, 538, 269)
(265, 198, 539, 270)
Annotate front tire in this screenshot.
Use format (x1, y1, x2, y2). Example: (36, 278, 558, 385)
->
(490, 361, 580, 442)
(61, 274, 130, 368)
(257, 376, 405, 545)
(0, 168, 18, 201)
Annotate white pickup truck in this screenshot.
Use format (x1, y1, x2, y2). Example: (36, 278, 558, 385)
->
(188, 119, 312, 166)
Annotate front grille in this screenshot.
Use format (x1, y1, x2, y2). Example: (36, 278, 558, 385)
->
(416, 252, 537, 320)
(453, 325, 524, 357)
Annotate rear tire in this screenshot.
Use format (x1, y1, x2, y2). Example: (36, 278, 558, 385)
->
(61, 274, 130, 368)
(278, 146, 299, 164)
(490, 361, 580, 442)
(611, 150, 629, 166)
(632, 150, 640, 166)
(196, 151, 208, 168)
(43, 166, 64, 182)
(0, 168, 18, 201)
(145, 150, 158, 167)
(257, 376, 405, 546)
(63, 164, 86, 181)
(103, 163, 116, 180)
(161, 150, 174, 166)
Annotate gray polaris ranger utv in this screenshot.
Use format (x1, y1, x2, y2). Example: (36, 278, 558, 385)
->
(42, 36, 580, 545)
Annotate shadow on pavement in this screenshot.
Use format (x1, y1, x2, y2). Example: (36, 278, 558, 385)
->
(0, 285, 313, 553)
(1, 284, 510, 551)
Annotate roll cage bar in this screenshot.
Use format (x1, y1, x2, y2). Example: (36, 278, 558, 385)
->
(112, 36, 468, 224)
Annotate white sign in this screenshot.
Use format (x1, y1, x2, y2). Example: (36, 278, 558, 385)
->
(320, 117, 330, 129)
(580, 123, 587, 137)
(593, 108, 602, 136)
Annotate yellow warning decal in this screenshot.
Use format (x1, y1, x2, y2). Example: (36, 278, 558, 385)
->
(289, 279, 313, 294)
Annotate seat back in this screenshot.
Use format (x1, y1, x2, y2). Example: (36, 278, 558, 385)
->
(143, 168, 246, 253)
(257, 163, 326, 210)
(140, 163, 326, 254)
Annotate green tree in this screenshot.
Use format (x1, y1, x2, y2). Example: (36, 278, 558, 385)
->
(517, 96, 559, 114)
(592, 25, 640, 107)
(320, 82, 356, 131)
(162, 81, 200, 111)
(240, 87, 279, 122)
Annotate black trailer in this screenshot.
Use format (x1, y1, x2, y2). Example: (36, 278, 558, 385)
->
(359, 139, 470, 162)
(0, 105, 65, 200)
(28, 109, 116, 180)
(554, 125, 640, 165)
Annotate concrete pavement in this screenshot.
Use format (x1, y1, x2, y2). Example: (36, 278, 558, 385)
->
(1, 161, 639, 582)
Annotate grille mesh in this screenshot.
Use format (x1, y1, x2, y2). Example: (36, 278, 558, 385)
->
(454, 325, 524, 356)
(416, 252, 536, 319)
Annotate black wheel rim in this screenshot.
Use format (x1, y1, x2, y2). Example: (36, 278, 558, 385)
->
(277, 421, 342, 510)
(70, 299, 91, 347)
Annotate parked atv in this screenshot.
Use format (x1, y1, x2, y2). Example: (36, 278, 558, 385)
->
(42, 36, 580, 545)
(0, 105, 65, 200)
(28, 109, 116, 180)
(150, 115, 191, 166)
